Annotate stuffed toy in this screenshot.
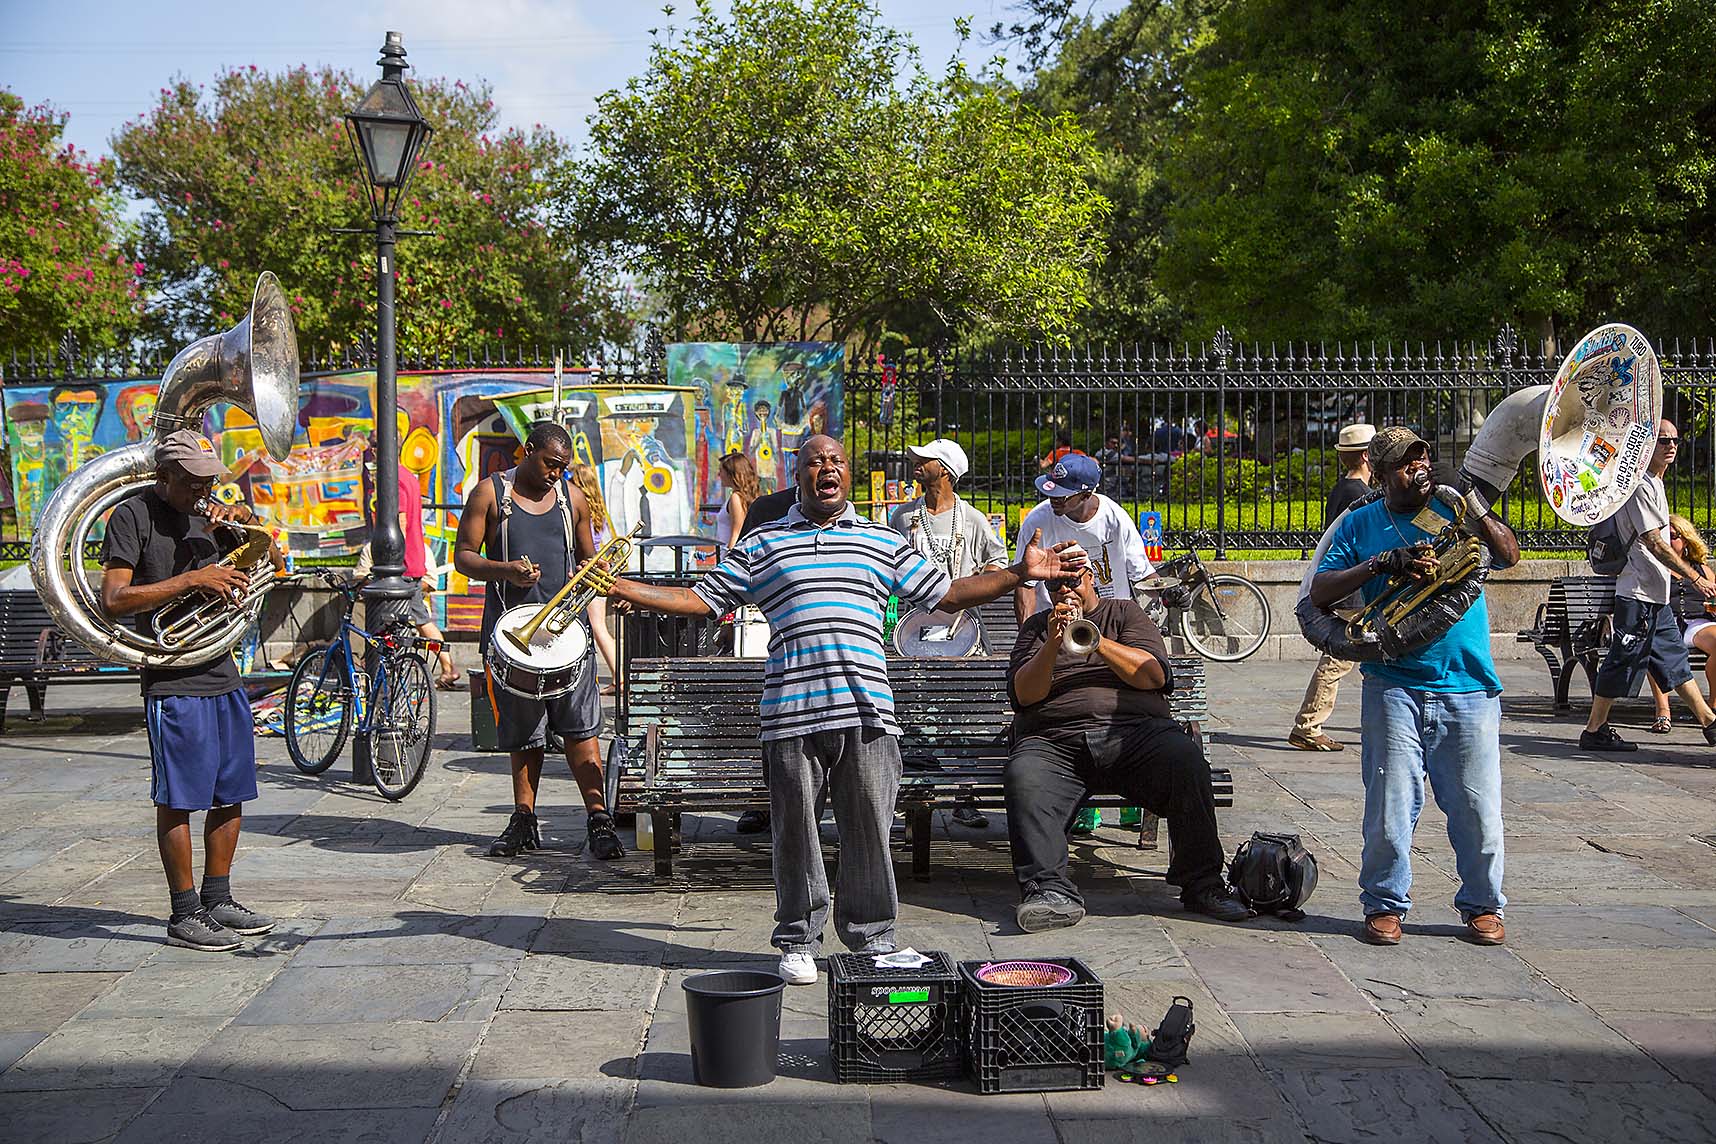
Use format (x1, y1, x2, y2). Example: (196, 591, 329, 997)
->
(1103, 1013, 1151, 1069)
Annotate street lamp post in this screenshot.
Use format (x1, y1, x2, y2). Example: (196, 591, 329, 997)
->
(346, 30, 432, 781)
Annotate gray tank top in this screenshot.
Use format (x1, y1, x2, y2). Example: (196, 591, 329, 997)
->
(480, 469, 574, 646)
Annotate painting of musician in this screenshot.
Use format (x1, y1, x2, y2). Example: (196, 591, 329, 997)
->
(748, 400, 782, 492)
(51, 386, 106, 472)
(599, 393, 692, 571)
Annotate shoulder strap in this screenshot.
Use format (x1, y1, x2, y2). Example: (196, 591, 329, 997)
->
(555, 478, 576, 569)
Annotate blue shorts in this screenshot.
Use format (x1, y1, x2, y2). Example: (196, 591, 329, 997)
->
(1593, 597, 1695, 700)
(146, 691, 258, 811)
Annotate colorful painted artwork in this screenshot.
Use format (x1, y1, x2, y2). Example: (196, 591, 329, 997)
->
(2, 379, 165, 535)
(665, 342, 844, 532)
(491, 384, 700, 573)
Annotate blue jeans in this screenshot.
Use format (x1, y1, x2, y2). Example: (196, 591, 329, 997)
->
(1359, 678, 1506, 920)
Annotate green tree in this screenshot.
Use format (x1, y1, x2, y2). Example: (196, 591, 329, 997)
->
(564, 0, 1109, 355)
(113, 66, 632, 355)
(0, 91, 141, 350)
(1021, 1, 1217, 342)
(1157, 0, 1716, 344)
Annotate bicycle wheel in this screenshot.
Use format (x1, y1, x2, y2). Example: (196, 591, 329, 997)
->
(284, 647, 354, 774)
(1179, 575, 1272, 662)
(367, 651, 436, 801)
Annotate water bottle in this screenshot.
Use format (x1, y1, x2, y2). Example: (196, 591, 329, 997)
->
(637, 812, 654, 852)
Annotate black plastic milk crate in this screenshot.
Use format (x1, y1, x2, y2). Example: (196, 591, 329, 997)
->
(827, 951, 963, 1084)
(957, 957, 1105, 1093)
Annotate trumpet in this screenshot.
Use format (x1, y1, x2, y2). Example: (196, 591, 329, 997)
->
(152, 512, 279, 650)
(503, 524, 644, 653)
(1062, 606, 1101, 655)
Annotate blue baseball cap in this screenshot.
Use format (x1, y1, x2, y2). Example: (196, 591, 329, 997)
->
(1035, 453, 1101, 498)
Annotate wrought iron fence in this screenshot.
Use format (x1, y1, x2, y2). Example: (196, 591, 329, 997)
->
(5, 325, 1713, 558)
(839, 328, 1716, 555)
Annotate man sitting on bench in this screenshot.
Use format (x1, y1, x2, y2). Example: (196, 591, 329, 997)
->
(1005, 566, 1251, 932)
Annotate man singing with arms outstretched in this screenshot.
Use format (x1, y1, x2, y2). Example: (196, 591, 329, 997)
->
(605, 435, 1083, 986)
(101, 430, 281, 952)
(454, 422, 624, 862)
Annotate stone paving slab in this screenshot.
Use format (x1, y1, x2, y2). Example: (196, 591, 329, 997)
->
(6, 664, 1716, 1141)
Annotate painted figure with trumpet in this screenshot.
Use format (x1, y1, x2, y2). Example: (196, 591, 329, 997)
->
(605, 435, 1087, 987)
(1004, 566, 1253, 933)
(453, 422, 625, 861)
(1307, 427, 1520, 948)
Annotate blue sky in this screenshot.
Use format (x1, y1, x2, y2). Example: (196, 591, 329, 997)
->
(1, 0, 1117, 162)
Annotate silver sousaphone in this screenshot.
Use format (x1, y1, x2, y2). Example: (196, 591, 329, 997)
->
(28, 272, 300, 668)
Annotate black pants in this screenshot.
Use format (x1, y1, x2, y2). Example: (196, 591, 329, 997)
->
(1005, 718, 1226, 904)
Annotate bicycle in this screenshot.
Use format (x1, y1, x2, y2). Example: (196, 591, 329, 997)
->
(283, 570, 439, 801)
(1138, 539, 1272, 662)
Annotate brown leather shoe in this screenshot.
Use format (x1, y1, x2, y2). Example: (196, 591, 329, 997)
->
(1288, 731, 1345, 752)
(1464, 913, 1506, 946)
(1362, 913, 1403, 945)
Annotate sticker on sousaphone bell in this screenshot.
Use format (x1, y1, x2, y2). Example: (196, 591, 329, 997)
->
(1538, 323, 1662, 526)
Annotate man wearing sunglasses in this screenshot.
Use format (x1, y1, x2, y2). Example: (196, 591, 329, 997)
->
(1583, 420, 1716, 752)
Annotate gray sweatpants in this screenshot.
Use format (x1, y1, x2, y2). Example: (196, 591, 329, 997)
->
(764, 727, 901, 955)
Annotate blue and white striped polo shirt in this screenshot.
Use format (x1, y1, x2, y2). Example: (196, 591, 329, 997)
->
(692, 503, 953, 741)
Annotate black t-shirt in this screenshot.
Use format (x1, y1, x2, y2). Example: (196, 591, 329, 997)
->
(100, 489, 242, 698)
(1008, 598, 1174, 737)
(737, 488, 797, 539)
(1326, 477, 1370, 522)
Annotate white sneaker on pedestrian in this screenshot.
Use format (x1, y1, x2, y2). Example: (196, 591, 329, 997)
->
(778, 952, 818, 985)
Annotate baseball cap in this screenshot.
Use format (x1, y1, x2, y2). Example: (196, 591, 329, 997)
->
(906, 439, 969, 482)
(1336, 423, 1376, 451)
(1368, 426, 1428, 472)
(1035, 453, 1101, 498)
(157, 429, 228, 478)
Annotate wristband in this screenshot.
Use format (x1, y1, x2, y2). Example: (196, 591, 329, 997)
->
(1462, 488, 1492, 524)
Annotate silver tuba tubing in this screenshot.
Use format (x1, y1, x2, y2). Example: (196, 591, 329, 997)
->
(28, 272, 300, 669)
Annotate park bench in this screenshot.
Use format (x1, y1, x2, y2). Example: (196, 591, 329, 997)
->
(1517, 575, 1710, 709)
(623, 654, 1231, 882)
(0, 588, 140, 731)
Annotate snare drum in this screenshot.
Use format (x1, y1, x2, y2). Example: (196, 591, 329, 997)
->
(485, 603, 592, 700)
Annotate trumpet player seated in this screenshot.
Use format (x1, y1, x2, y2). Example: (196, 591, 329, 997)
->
(605, 435, 1086, 987)
(99, 430, 283, 953)
(1308, 427, 1519, 948)
(1005, 567, 1252, 932)
(453, 421, 624, 862)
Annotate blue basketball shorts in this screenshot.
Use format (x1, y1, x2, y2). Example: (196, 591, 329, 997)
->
(145, 691, 258, 811)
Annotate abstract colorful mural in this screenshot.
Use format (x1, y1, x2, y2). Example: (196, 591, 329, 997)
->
(2, 379, 165, 536)
(665, 342, 844, 532)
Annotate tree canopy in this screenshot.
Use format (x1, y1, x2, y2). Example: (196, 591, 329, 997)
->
(1154, 0, 1716, 344)
(0, 91, 142, 351)
(563, 0, 1110, 355)
(112, 66, 632, 355)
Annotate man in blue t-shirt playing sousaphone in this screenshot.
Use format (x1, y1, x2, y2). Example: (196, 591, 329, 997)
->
(1309, 427, 1520, 948)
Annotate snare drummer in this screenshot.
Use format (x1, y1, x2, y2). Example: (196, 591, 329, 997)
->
(888, 439, 1006, 828)
(453, 422, 624, 861)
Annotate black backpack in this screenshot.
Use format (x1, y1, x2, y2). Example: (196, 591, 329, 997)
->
(1227, 832, 1318, 921)
(1587, 515, 1636, 577)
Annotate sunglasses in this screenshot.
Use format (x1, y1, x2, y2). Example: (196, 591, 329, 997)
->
(1657, 436, 1680, 445)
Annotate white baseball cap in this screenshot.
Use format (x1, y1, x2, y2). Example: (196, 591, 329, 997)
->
(906, 439, 969, 482)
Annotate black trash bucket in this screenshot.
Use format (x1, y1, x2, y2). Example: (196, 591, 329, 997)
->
(682, 970, 787, 1087)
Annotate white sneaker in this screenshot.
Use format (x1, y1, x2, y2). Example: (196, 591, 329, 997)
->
(777, 952, 818, 985)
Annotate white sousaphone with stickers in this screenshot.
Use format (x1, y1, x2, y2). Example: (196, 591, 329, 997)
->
(1298, 323, 1662, 661)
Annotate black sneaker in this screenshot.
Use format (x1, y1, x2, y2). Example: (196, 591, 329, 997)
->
(735, 808, 771, 835)
(1183, 885, 1254, 923)
(1579, 724, 1637, 753)
(1704, 721, 1716, 748)
(951, 802, 990, 829)
(488, 810, 541, 857)
(586, 813, 626, 860)
(166, 908, 242, 952)
(205, 898, 275, 936)
(1016, 890, 1086, 933)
